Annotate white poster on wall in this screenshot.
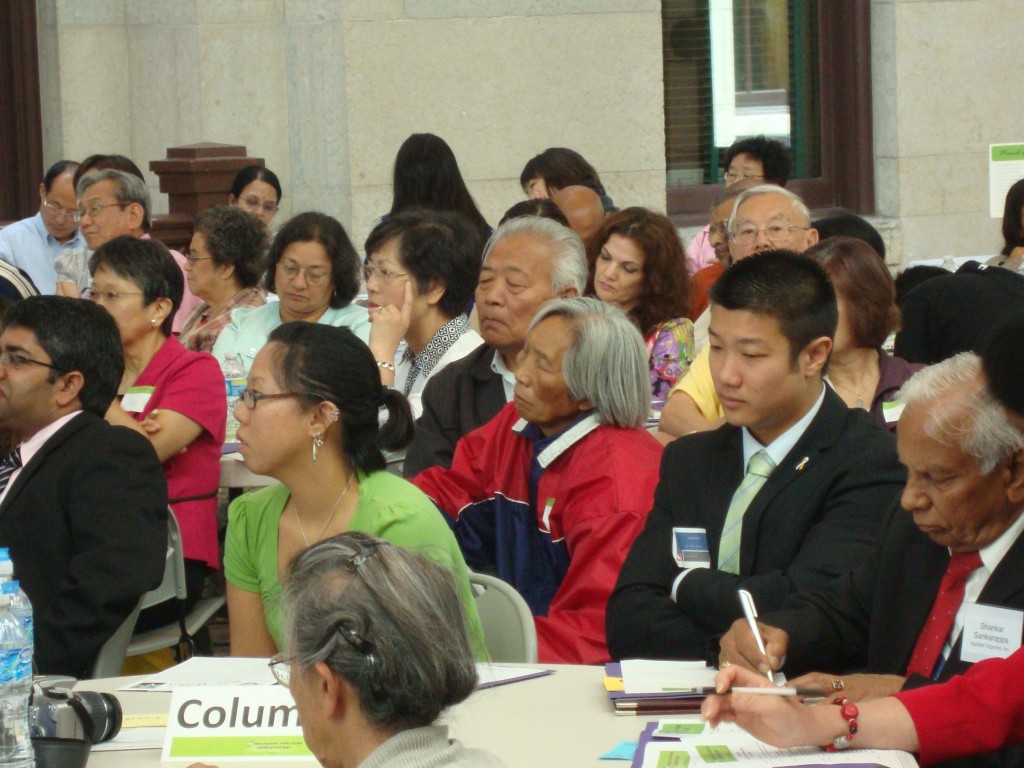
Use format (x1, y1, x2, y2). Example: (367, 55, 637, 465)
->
(990, 143, 1024, 217)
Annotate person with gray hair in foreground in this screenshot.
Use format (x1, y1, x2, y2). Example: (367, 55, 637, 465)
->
(411, 297, 663, 665)
(191, 532, 504, 768)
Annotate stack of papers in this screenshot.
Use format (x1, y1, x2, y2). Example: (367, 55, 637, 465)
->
(605, 660, 719, 715)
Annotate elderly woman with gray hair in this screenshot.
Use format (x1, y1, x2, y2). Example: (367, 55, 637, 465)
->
(411, 296, 664, 665)
(191, 532, 504, 768)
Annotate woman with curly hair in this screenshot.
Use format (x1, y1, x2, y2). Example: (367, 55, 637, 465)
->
(591, 207, 693, 406)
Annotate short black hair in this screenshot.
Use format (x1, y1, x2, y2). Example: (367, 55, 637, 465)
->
(4, 296, 124, 416)
(812, 213, 886, 261)
(264, 212, 360, 308)
(193, 206, 267, 288)
(43, 160, 79, 193)
(519, 147, 607, 197)
(499, 198, 570, 227)
(893, 265, 947, 307)
(723, 136, 792, 186)
(89, 236, 183, 336)
(710, 249, 837, 364)
(72, 154, 145, 192)
(364, 209, 482, 319)
(983, 310, 1024, 417)
(267, 323, 414, 475)
(229, 165, 283, 203)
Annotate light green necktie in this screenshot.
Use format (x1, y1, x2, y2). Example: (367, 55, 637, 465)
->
(717, 449, 776, 574)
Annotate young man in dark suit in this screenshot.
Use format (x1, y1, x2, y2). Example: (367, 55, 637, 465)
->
(0, 296, 167, 676)
(607, 251, 905, 660)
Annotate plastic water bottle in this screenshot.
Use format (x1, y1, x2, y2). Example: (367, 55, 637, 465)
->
(222, 353, 247, 443)
(0, 552, 32, 648)
(0, 583, 34, 767)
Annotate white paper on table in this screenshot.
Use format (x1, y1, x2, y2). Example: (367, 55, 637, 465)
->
(91, 727, 166, 752)
(474, 664, 552, 689)
(119, 657, 278, 692)
(619, 659, 718, 694)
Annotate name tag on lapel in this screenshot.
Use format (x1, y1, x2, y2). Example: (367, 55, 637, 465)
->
(672, 528, 710, 568)
(961, 603, 1023, 663)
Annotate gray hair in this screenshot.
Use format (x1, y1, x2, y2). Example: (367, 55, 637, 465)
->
(897, 352, 1024, 474)
(728, 184, 812, 232)
(281, 532, 477, 731)
(77, 168, 152, 231)
(529, 297, 650, 428)
(482, 215, 587, 295)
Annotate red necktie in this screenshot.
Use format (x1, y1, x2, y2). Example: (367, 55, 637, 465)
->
(905, 550, 983, 678)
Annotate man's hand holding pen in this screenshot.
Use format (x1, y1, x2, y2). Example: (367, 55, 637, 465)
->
(718, 616, 789, 674)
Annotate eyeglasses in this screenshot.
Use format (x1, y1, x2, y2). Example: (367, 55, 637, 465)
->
(277, 261, 330, 285)
(729, 223, 809, 246)
(268, 654, 293, 687)
(77, 201, 128, 220)
(722, 171, 765, 184)
(267, 617, 375, 687)
(238, 388, 298, 409)
(362, 265, 409, 284)
(709, 221, 729, 237)
(42, 200, 81, 222)
(185, 253, 213, 265)
(0, 351, 64, 373)
(88, 289, 143, 303)
(239, 195, 279, 215)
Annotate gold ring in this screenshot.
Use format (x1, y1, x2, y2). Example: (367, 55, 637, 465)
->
(832, 679, 844, 691)
(720, 659, 731, 668)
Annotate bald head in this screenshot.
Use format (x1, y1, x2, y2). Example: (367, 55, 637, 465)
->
(553, 185, 605, 256)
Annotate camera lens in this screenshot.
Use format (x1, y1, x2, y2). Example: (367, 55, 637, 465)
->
(74, 692, 122, 744)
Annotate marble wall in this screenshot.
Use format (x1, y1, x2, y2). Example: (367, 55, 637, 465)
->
(35, 0, 666, 249)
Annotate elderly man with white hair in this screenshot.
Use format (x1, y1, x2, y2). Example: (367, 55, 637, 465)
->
(411, 297, 662, 665)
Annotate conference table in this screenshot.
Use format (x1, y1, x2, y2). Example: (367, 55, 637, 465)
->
(84, 664, 651, 766)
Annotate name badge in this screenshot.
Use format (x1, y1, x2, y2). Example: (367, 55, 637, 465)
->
(882, 400, 906, 424)
(121, 385, 156, 414)
(961, 603, 1024, 663)
(672, 528, 710, 569)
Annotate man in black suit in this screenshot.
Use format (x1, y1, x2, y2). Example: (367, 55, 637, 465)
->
(718, 352, 1024, 703)
(0, 296, 167, 676)
(403, 216, 587, 475)
(606, 251, 905, 661)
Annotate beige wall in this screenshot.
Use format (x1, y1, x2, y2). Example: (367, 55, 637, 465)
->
(35, 0, 666, 249)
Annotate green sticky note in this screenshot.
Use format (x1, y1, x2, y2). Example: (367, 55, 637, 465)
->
(658, 723, 705, 735)
(657, 750, 691, 768)
(695, 744, 737, 763)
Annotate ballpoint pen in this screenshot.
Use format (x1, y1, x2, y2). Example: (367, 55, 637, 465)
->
(738, 589, 775, 683)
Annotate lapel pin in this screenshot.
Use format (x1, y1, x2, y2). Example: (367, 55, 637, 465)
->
(795, 456, 810, 471)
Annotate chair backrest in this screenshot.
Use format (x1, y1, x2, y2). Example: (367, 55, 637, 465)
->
(469, 572, 538, 663)
(87, 508, 182, 678)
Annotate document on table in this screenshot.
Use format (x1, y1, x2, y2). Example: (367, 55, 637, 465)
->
(120, 656, 278, 691)
(619, 659, 718, 694)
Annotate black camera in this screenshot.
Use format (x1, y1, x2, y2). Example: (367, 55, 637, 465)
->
(29, 680, 122, 768)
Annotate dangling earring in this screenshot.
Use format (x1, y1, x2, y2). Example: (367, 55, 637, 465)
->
(312, 433, 324, 462)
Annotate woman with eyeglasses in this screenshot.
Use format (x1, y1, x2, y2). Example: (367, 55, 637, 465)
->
(178, 206, 267, 353)
(212, 212, 369, 371)
(223, 322, 487, 659)
(228, 165, 282, 229)
(91, 236, 225, 622)
(364, 210, 483, 418)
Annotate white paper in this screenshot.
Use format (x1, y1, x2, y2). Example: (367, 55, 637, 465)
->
(620, 659, 718, 694)
(990, 143, 1024, 218)
(91, 727, 166, 752)
(474, 664, 551, 688)
(961, 603, 1024, 663)
(120, 656, 278, 691)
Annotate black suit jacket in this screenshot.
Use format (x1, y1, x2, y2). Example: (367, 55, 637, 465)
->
(403, 342, 507, 476)
(606, 387, 905, 660)
(0, 411, 168, 676)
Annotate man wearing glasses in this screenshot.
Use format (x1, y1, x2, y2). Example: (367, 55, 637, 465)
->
(0, 160, 86, 295)
(0, 296, 167, 676)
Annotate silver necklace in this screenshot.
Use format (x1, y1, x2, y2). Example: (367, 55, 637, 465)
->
(294, 472, 354, 547)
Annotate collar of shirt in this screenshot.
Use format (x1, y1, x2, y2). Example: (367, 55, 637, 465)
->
(490, 348, 517, 402)
(30, 212, 86, 251)
(741, 383, 827, 471)
(0, 410, 83, 507)
(399, 315, 470, 394)
(973, 504, 1024, 580)
(514, 411, 601, 468)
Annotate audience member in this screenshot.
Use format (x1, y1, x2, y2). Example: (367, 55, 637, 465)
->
(520, 147, 616, 211)
(92, 237, 225, 620)
(0, 160, 84, 295)
(660, 185, 819, 438)
(213, 212, 367, 370)
(224, 323, 486, 659)
(685, 136, 792, 274)
(987, 177, 1024, 270)
(364, 210, 483, 418)
(179, 206, 267, 353)
(403, 216, 587, 475)
(895, 260, 1024, 364)
(0, 296, 166, 676)
(228, 165, 282, 229)
(716, 354, 1024, 767)
(498, 198, 569, 227)
(606, 251, 903, 661)
(894, 264, 948, 307)
(65, 167, 202, 330)
(689, 188, 743, 322)
(389, 133, 490, 241)
(0, 262, 39, 302)
(984, 310, 1024, 426)
(813, 212, 887, 261)
(413, 298, 661, 664)
(809, 237, 921, 431)
(552, 184, 606, 260)
(592, 207, 692, 405)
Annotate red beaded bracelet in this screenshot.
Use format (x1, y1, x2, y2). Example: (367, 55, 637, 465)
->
(824, 696, 859, 752)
